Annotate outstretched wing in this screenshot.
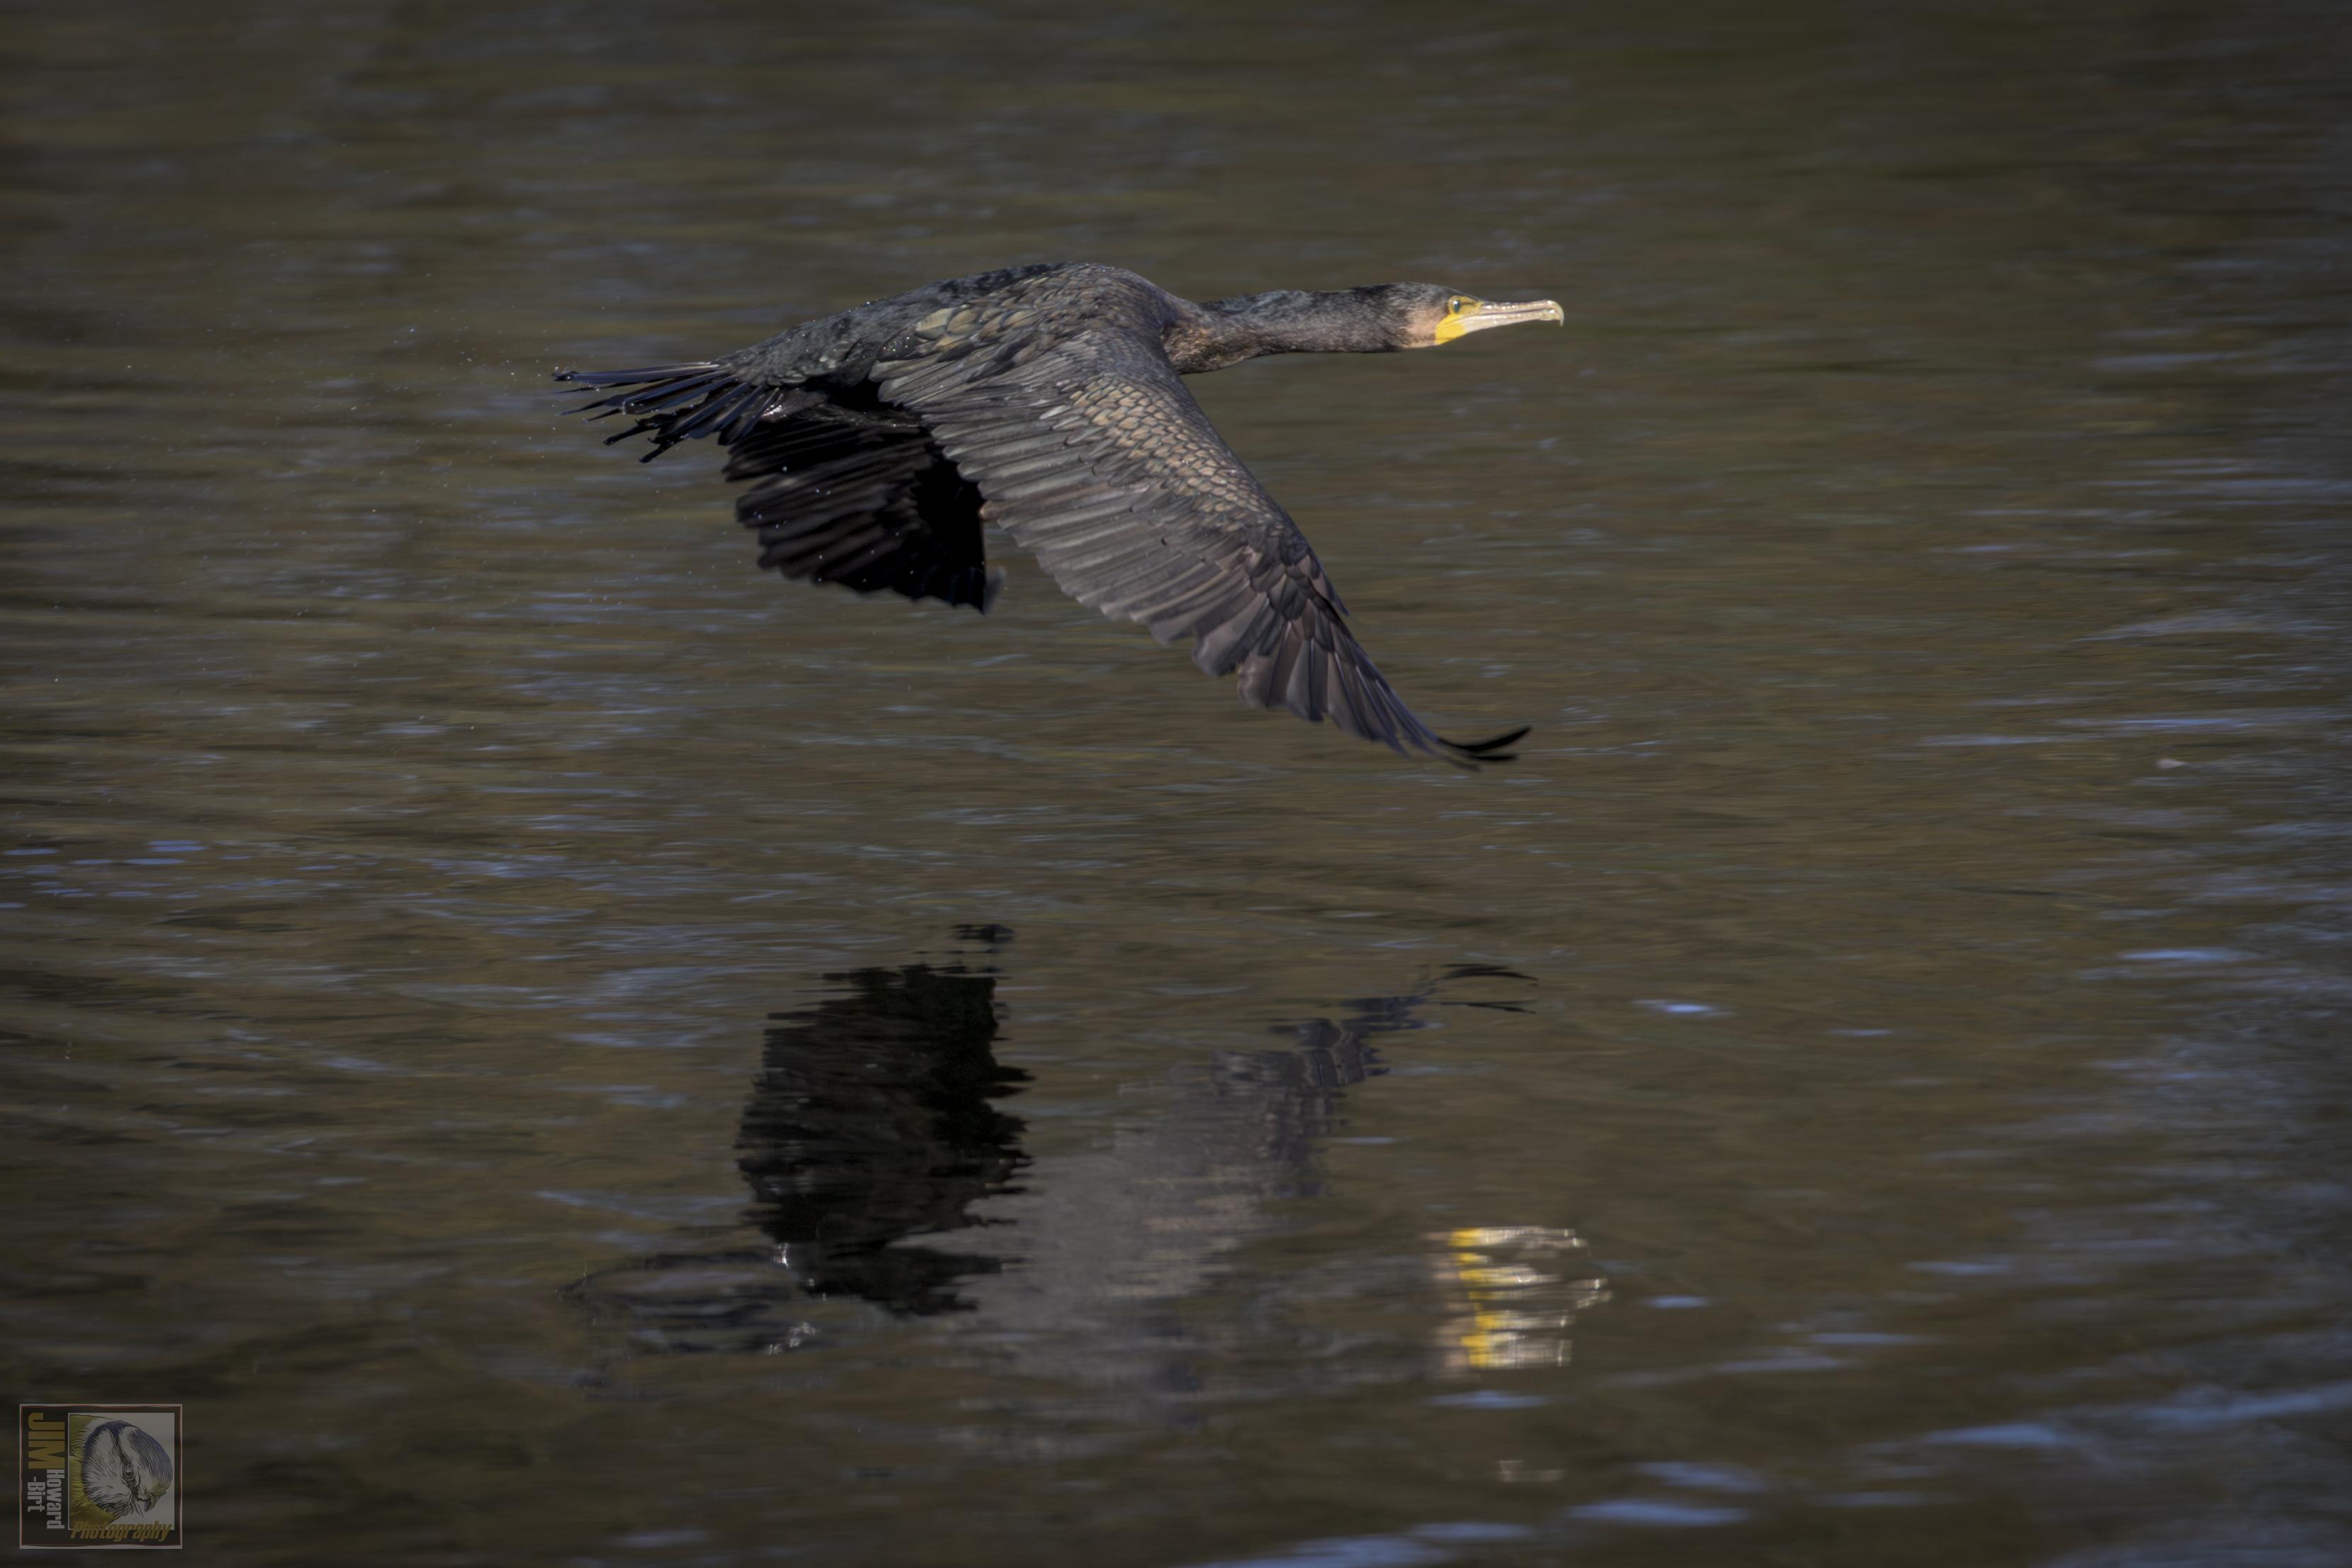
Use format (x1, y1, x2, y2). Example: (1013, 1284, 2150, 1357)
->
(724, 410, 999, 612)
(558, 368, 998, 612)
(876, 315, 1523, 762)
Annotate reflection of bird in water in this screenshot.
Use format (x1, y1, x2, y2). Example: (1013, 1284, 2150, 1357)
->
(569, 941, 1604, 1385)
(726, 958, 1393, 1314)
(78, 1421, 172, 1521)
(1435, 1227, 1611, 1372)
(559, 263, 1560, 761)
(734, 962, 1029, 1314)
(566, 956, 1026, 1344)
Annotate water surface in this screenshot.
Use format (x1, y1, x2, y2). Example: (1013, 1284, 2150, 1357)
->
(5, 3, 2351, 1563)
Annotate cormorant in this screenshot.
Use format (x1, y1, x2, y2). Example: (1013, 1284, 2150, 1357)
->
(559, 263, 1562, 762)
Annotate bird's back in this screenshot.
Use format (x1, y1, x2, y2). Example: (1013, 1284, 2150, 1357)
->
(727, 262, 1170, 389)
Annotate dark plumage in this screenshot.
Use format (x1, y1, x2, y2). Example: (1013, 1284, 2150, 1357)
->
(558, 262, 1562, 763)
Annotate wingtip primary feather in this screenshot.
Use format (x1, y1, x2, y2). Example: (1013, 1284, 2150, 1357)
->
(1438, 724, 1532, 765)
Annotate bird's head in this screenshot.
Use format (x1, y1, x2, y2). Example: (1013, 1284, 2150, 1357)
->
(1180, 281, 1565, 366)
(1381, 284, 1567, 349)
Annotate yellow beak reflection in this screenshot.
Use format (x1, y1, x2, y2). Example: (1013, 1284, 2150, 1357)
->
(1435, 1225, 1610, 1371)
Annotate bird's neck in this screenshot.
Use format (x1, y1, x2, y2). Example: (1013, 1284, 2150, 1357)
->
(1162, 291, 1398, 374)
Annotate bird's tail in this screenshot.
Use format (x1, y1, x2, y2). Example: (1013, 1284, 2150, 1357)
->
(555, 362, 799, 461)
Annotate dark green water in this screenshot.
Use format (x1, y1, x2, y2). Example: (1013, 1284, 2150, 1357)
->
(6, 3, 2351, 1564)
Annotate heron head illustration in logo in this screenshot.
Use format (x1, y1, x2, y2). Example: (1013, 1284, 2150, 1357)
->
(79, 1418, 174, 1522)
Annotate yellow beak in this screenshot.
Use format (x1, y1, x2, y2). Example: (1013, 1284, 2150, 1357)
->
(1436, 296, 1567, 344)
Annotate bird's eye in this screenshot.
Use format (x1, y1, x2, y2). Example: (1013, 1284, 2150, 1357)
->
(1447, 296, 1465, 313)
